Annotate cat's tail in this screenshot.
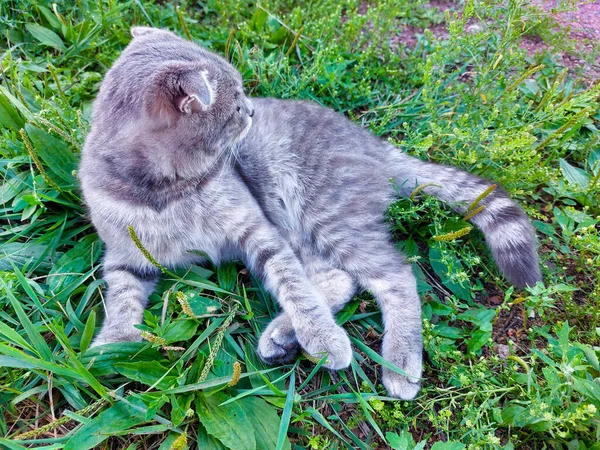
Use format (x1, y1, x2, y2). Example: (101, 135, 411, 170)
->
(389, 151, 542, 289)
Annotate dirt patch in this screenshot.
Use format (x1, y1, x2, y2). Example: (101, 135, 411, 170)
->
(389, 1, 600, 81)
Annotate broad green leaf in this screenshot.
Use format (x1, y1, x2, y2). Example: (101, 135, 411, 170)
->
(197, 422, 229, 450)
(386, 431, 410, 450)
(434, 323, 464, 339)
(35, 5, 63, 30)
(64, 398, 147, 450)
(574, 342, 600, 371)
(466, 329, 491, 354)
(24, 123, 78, 186)
(573, 377, 600, 402)
(186, 294, 222, 316)
(501, 405, 526, 425)
(559, 158, 590, 189)
(196, 392, 256, 450)
(239, 396, 291, 450)
(533, 220, 556, 237)
(170, 394, 193, 427)
(0, 242, 53, 271)
(25, 23, 65, 50)
(114, 361, 177, 390)
(589, 149, 600, 175)
(81, 342, 166, 377)
(162, 319, 198, 344)
(0, 91, 24, 130)
(335, 300, 360, 325)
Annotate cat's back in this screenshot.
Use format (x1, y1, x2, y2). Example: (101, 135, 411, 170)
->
(236, 98, 397, 231)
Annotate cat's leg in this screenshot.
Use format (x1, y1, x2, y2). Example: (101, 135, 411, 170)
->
(90, 262, 159, 347)
(258, 265, 356, 364)
(345, 244, 422, 400)
(238, 223, 352, 369)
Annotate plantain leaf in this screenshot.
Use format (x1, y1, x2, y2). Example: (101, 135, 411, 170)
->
(239, 396, 290, 450)
(195, 392, 256, 450)
(81, 342, 166, 377)
(559, 158, 590, 189)
(63, 398, 147, 450)
(186, 293, 222, 316)
(197, 422, 229, 449)
(162, 319, 198, 344)
(25, 23, 65, 50)
(114, 360, 177, 390)
(0, 91, 25, 130)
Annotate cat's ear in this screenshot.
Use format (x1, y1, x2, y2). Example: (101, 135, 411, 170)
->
(147, 64, 215, 126)
(176, 71, 214, 114)
(131, 27, 160, 38)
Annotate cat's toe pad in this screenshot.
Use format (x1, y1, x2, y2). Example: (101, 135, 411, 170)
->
(257, 315, 299, 365)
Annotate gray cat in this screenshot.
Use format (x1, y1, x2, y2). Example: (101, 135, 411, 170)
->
(79, 27, 541, 399)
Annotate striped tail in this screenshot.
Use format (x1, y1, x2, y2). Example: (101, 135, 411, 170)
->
(390, 151, 542, 289)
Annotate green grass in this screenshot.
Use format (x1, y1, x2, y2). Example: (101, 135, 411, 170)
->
(1, 0, 600, 449)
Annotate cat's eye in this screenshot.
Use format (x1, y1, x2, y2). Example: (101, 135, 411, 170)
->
(236, 106, 241, 113)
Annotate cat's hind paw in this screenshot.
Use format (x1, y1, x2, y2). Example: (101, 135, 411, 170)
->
(381, 351, 422, 400)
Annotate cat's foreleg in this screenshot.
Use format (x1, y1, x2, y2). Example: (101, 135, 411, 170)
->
(258, 267, 356, 365)
(239, 226, 352, 369)
(91, 263, 159, 347)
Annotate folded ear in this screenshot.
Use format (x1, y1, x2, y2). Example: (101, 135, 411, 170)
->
(131, 27, 161, 38)
(146, 63, 216, 127)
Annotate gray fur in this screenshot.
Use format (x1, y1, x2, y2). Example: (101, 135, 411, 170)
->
(80, 28, 542, 400)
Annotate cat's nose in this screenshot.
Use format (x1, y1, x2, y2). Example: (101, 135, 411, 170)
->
(248, 108, 255, 117)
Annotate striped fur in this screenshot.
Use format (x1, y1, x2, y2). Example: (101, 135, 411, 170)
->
(80, 28, 542, 400)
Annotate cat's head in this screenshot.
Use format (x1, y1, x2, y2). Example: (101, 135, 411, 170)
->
(93, 27, 254, 158)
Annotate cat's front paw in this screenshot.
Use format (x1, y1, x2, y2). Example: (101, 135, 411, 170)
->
(381, 344, 422, 400)
(296, 322, 352, 370)
(90, 324, 142, 348)
(257, 314, 299, 365)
